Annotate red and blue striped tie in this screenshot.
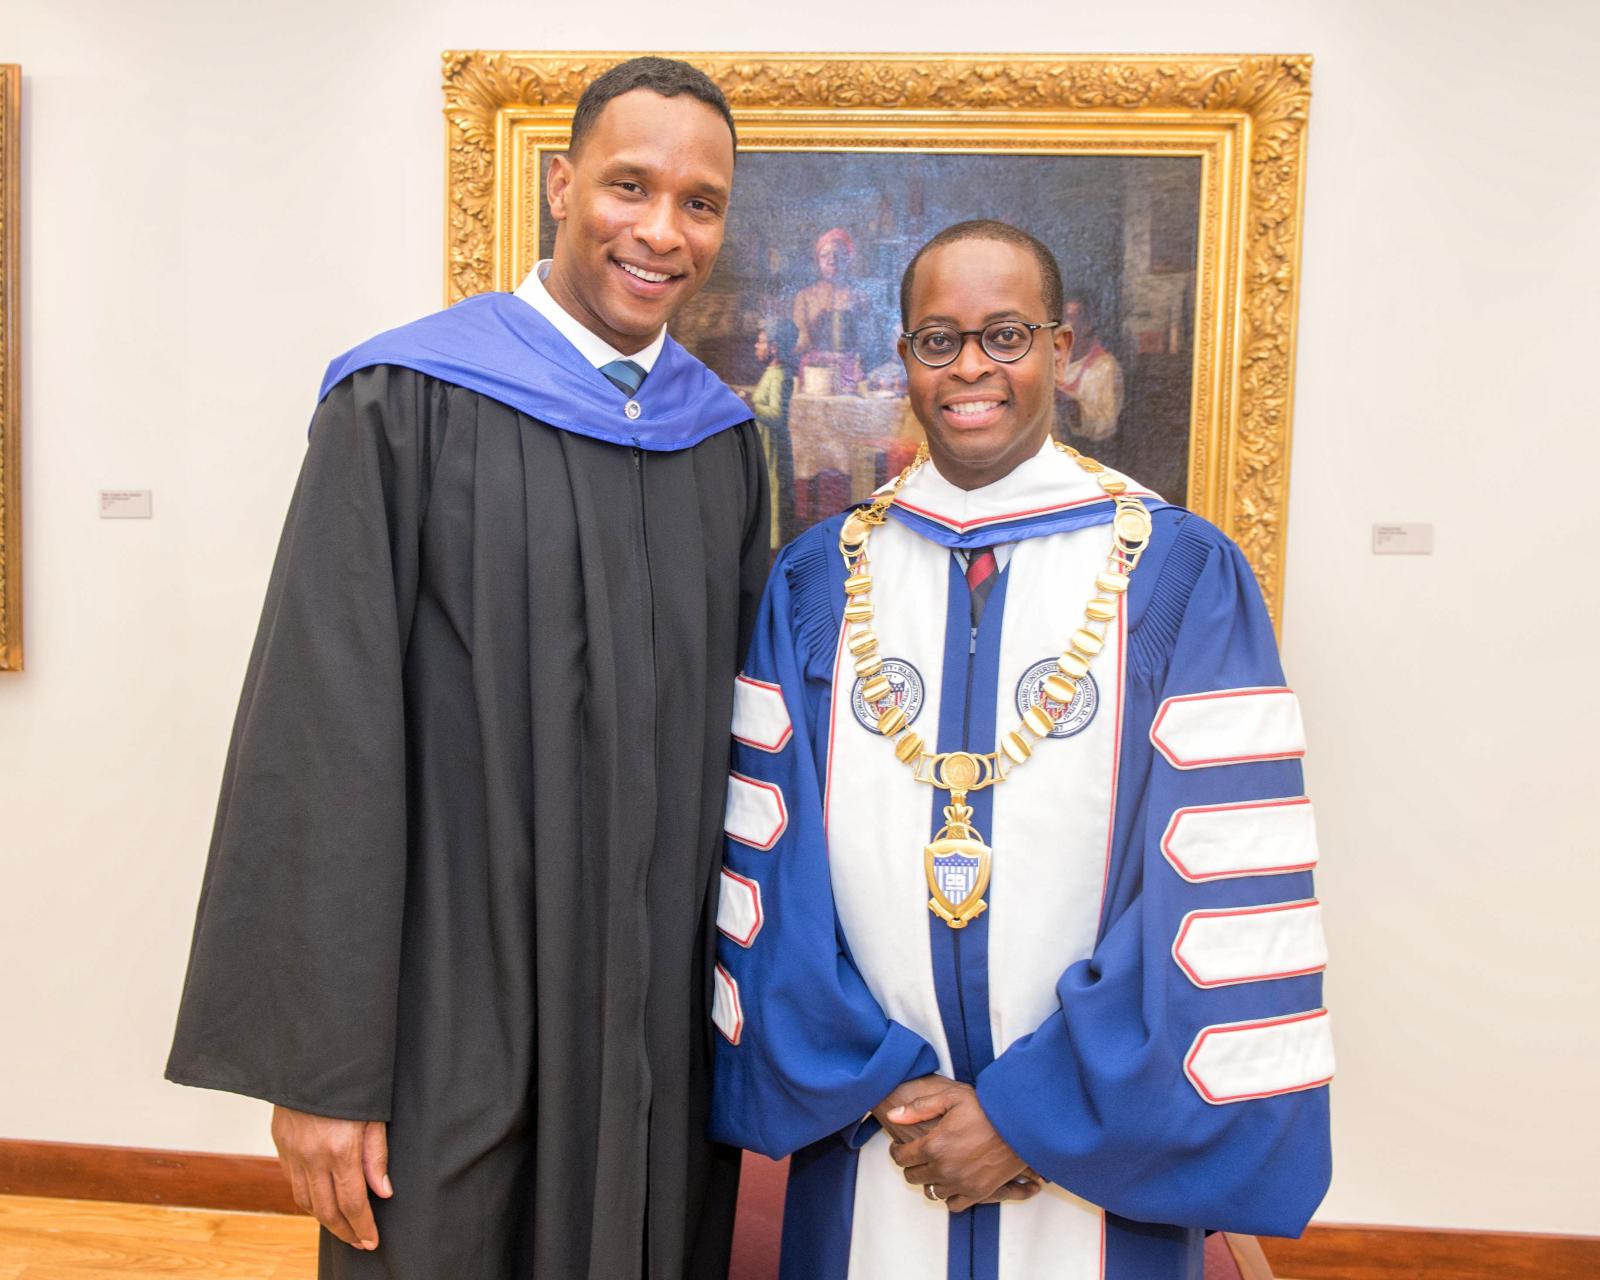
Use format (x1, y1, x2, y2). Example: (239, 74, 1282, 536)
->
(966, 547, 998, 624)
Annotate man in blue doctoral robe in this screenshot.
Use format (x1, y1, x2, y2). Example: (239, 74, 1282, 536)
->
(167, 58, 767, 1280)
(711, 220, 1332, 1278)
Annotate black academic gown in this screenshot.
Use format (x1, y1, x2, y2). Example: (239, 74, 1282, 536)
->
(167, 364, 767, 1279)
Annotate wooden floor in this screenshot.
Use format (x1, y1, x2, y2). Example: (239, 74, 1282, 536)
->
(0, 1194, 1328, 1280)
(0, 1195, 317, 1278)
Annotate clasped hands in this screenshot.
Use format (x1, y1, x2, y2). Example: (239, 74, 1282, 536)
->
(873, 1074, 1042, 1214)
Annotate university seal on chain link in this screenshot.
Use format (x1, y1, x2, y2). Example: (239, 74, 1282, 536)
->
(851, 658, 924, 734)
(1016, 659, 1099, 738)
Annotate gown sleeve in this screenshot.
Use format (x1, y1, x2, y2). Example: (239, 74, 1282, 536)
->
(709, 540, 940, 1159)
(165, 367, 427, 1121)
(975, 527, 1334, 1237)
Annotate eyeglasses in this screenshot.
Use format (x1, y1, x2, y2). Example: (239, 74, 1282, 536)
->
(901, 320, 1060, 368)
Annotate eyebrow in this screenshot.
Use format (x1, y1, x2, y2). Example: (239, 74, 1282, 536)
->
(912, 310, 1038, 327)
(687, 179, 731, 201)
(598, 159, 730, 202)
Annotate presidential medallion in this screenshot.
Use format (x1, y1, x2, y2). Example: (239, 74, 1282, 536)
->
(924, 797, 991, 929)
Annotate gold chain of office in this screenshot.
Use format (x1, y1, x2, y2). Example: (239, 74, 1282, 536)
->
(836, 438, 1154, 928)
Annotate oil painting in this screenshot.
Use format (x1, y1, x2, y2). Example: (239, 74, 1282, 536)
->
(444, 52, 1312, 620)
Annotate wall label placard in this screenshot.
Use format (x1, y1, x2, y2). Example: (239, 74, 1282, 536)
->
(1371, 523, 1433, 555)
(99, 490, 153, 519)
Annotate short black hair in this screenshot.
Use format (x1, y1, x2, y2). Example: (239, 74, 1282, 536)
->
(569, 57, 736, 156)
(899, 219, 1064, 328)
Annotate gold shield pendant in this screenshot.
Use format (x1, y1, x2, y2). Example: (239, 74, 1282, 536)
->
(924, 797, 992, 929)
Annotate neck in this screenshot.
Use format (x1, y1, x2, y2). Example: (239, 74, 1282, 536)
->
(927, 432, 1049, 491)
(541, 256, 654, 356)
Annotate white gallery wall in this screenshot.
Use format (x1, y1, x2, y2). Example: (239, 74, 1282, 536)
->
(2, 0, 1597, 1237)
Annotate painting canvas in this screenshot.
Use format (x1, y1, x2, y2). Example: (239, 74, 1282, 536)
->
(445, 52, 1313, 622)
(539, 151, 1202, 553)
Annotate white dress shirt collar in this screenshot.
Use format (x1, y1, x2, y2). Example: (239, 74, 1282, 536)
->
(917, 441, 1062, 572)
(513, 259, 667, 373)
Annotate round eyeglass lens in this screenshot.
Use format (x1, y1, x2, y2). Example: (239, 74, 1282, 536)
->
(981, 321, 1035, 360)
(912, 328, 961, 366)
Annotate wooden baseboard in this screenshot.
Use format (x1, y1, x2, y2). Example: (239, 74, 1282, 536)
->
(1263, 1222, 1600, 1280)
(3, 1138, 1596, 1279)
(0, 1138, 295, 1215)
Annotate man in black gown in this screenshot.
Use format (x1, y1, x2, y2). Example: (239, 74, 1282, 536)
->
(166, 57, 765, 1280)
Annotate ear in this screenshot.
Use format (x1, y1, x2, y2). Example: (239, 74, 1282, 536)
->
(546, 153, 574, 223)
(1053, 323, 1075, 369)
(897, 334, 910, 367)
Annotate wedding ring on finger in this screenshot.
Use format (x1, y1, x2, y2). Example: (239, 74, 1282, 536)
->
(923, 1184, 946, 1202)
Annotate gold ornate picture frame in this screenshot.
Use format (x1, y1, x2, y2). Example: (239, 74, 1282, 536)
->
(442, 52, 1311, 623)
(1, 64, 19, 671)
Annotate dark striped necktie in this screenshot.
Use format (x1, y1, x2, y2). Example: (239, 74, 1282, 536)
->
(600, 358, 646, 396)
(965, 547, 999, 624)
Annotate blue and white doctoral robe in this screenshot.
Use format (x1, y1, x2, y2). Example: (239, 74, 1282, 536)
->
(709, 444, 1333, 1279)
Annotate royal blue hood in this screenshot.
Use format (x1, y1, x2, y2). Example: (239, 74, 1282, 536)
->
(317, 291, 750, 451)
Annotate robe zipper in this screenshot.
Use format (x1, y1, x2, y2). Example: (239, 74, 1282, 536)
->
(958, 619, 984, 1280)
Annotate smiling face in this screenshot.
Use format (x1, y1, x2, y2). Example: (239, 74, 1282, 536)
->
(899, 238, 1073, 490)
(543, 89, 735, 354)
